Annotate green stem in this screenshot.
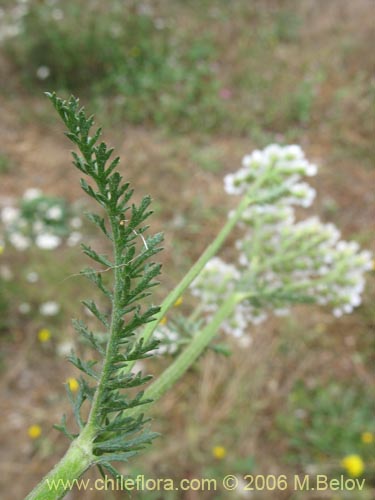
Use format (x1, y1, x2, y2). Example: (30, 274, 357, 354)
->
(85, 214, 124, 429)
(25, 214, 126, 500)
(24, 429, 94, 500)
(125, 188, 261, 374)
(128, 294, 240, 416)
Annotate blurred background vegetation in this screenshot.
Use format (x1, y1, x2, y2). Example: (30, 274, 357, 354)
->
(0, 0, 373, 499)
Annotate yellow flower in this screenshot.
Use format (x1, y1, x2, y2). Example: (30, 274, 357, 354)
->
(38, 328, 51, 343)
(341, 454, 364, 477)
(28, 424, 42, 439)
(174, 297, 183, 307)
(159, 316, 167, 325)
(67, 377, 79, 392)
(212, 446, 227, 460)
(361, 432, 374, 444)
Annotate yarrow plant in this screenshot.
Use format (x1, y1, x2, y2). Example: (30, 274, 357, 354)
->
(190, 145, 372, 342)
(24, 94, 372, 499)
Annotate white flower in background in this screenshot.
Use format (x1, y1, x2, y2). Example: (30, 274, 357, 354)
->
(36, 66, 50, 80)
(19, 302, 31, 314)
(33, 220, 45, 233)
(12, 4, 28, 19)
(287, 182, 316, 207)
(221, 303, 267, 340)
(51, 8, 64, 21)
(40, 301, 60, 316)
(224, 144, 318, 206)
(239, 204, 295, 229)
(9, 232, 30, 250)
(35, 233, 61, 249)
(70, 217, 82, 229)
(152, 326, 179, 355)
(1, 206, 20, 225)
(46, 205, 63, 220)
(56, 340, 75, 357)
(23, 188, 42, 201)
(66, 231, 82, 246)
(0, 265, 13, 280)
(193, 149, 373, 343)
(237, 213, 373, 318)
(26, 271, 39, 283)
(190, 257, 240, 309)
(0, 24, 21, 40)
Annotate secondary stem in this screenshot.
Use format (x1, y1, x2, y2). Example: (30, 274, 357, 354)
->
(127, 294, 241, 417)
(125, 186, 262, 374)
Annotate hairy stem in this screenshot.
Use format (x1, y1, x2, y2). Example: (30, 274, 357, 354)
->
(124, 186, 263, 375)
(85, 214, 124, 430)
(24, 428, 94, 500)
(127, 293, 240, 417)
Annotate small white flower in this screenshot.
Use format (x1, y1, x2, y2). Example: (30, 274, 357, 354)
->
(36, 66, 50, 80)
(40, 301, 60, 316)
(288, 183, 316, 207)
(333, 308, 343, 318)
(0, 265, 13, 281)
(33, 220, 45, 233)
(35, 233, 61, 249)
(56, 340, 75, 357)
(51, 8, 64, 21)
(283, 144, 304, 160)
(152, 326, 179, 355)
(26, 271, 39, 283)
(9, 232, 30, 250)
(46, 205, 63, 220)
(67, 231, 82, 246)
(306, 163, 318, 176)
(19, 303, 31, 314)
(23, 188, 42, 201)
(70, 217, 82, 229)
(1, 206, 20, 225)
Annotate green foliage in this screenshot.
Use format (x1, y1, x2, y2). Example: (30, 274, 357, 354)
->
(47, 92, 163, 476)
(272, 9, 301, 42)
(0, 152, 12, 174)
(276, 380, 375, 466)
(7, 1, 223, 131)
(0, 277, 9, 333)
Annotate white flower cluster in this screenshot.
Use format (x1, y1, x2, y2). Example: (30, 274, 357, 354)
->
(190, 257, 268, 341)
(190, 257, 239, 312)
(0, 188, 82, 251)
(238, 214, 373, 318)
(224, 144, 317, 208)
(151, 325, 179, 356)
(190, 145, 373, 343)
(0, 0, 63, 45)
